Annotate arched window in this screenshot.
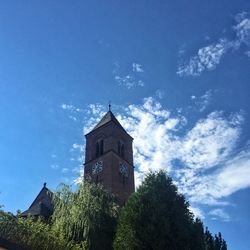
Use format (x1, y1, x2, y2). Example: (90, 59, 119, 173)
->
(118, 141, 125, 158)
(95, 139, 104, 158)
(121, 144, 125, 158)
(95, 141, 99, 157)
(100, 140, 104, 155)
(117, 141, 121, 155)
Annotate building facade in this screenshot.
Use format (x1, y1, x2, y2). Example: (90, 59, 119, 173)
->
(84, 110, 135, 205)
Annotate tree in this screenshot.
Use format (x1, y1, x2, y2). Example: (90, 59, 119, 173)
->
(52, 181, 119, 250)
(0, 176, 227, 250)
(114, 171, 228, 250)
(0, 209, 77, 250)
(190, 218, 206, 250)
(214, 232, 227, 250)
(204, 229, 227, 250)
(0, 181, 119, 250)
(114, 171, 204, 250)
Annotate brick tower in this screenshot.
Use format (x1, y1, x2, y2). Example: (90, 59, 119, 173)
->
(84, 108, 135, 205)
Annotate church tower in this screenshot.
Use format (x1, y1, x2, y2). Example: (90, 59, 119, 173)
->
(84, 108, 135, 205)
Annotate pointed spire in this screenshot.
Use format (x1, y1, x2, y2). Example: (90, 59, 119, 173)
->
(108, 101, 111, 111)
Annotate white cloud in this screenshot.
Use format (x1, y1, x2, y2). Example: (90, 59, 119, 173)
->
(72, 143, 84, 151)
(80, 97, 249, 220)
(61, 104, 81, 112)
(199, 90, 212, 112)
(113, 62, 145, 89)
(177, 12, 250, 77)
(69, 115, 77, 121)
(112, 61, 120, 75)
(245, 51, 250, 57)
(114, 75, 144, 89)
(61, 103, 82, 122)
(179, 111, 242, 169)
(72, 166, 82, 174)
(77, 156, 84, 163)
(233, 13, 250, 47)
(189, 206, 205, 219)
(117, 98, 184, 174)
(191, 90, 212, 112)
(88, 104, 105, 116)
(83, 105, 106, 134)
(155, 89, 165, 99)
(50, 164, 59, 170)
(132, 63, 144, 73)
(209, 208, 230, 222)
(61, 104, 74, 110)
(207, 149, 250, 199)
(134, 170, 144, 190)
(62, 168, 69, 174)
(177, 39, 230, 76)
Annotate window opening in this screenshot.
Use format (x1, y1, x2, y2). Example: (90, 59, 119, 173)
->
(121, 144, 125, 158)
(100, 140, 104, 155)
(95, 142, 99, 157)
(118, 141, 121, 155)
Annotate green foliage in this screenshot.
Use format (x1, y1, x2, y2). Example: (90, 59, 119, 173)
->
(204, 229, 227, 250)
(0, 210, 79, 250)
(52, 181, 119, 250)
(114, 171, 227, 250)
(114, 171, 194, 249)
(0, 173, 227, 250)
(0, 181, 118, 250)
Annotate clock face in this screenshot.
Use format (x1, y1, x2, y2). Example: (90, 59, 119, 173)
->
(92, 161, 103, 175)
(119, 162, 128, 177)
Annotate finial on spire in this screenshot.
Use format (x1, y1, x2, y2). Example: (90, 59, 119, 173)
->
(108, 101, 111, 111)
(43, 182, 47, 188)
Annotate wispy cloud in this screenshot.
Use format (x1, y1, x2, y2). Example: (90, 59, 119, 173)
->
(179, 111, 242, 170)
(234, 12, 250, 47)
(62, 168, 69, 174)
(88, 104, 105, 116)
(177, 12, 250, 76)
(177, 39, 230, 76)
(113, 62, 145, 89)
(245, 51, 250, 57)
(61, 104, 82, 112)
(132, 63, 144, 73)
(71, 143, 84, 152)
(155, 89, 165, 99)
(191, 90, 213, 112)
(61, 103, 83, 121)
(72, 97, 249, 220)
(209, 208, 230, 222)
(189, 206, 205, 219)
(50, 164, 59, 170)
(114, 75, 144, 89)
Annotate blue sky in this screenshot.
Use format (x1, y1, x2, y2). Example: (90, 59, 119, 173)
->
(0, 1, 250, 249)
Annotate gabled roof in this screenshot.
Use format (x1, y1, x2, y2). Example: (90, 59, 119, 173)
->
(21, 183, 53, 219)
(20, 201, 53, 218)
(88, 111, 128, 135)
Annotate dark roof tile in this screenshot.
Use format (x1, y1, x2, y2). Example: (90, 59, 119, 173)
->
(88, 111, 127, 134)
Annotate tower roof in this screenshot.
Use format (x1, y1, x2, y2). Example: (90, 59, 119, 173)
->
(94, 111, 122, 129)
(87, 111, 127, 134)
